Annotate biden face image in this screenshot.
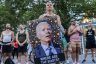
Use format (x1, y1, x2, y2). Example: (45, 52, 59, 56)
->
(36, 22, 52, 43)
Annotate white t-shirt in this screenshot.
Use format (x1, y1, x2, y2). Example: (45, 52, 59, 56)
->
(2, 32, 12, 42)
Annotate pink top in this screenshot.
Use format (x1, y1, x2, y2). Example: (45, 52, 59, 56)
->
(70, 26, 81, 42)
(70, 32, 81, 42)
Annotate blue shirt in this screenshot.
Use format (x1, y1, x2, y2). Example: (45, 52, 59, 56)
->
(41, 43, 57, 56)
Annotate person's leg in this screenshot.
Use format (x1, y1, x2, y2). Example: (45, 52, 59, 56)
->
(71, 45, 76, 63)
(3, 45, 12, 63)
(91, 48, 94, 59)
(85, 49, 88, 60)
(72, 48, 76, 63)
(18, 46, 22, 64)
(6, 52, 12, 61)
(8, 45, 13, 58)
(76, 43, 80, 63)
(2, 53, 7, 63)
(68, 43, 72, 58)
(91, 48, 96, 63)
(64, 48, 70, 63)
(64, 49, 67, 60)
(24, 44, 29, 64)
(15, 48, 18, 59)
(12, 48, 15, 59)
(0, 52, 1, 63)
(82, 41, 91, 63)
(82, 49, 88, 63)
(19, 44, 28, 64)
(20, 52, 28, 64)
(24, 52, 29, 63)
(18, 53, 22, 63)
(95, 48, 96, 57)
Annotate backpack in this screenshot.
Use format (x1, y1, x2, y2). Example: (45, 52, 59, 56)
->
(4, 58, 15, 64)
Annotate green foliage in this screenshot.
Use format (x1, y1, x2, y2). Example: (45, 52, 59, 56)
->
(0, 0, 96, 32)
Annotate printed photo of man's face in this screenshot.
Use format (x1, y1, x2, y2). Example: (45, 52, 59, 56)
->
(36, 22, 52, 43)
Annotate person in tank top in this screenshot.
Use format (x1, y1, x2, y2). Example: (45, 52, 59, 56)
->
(16, 24, 29, 64)
(82, 21, 96, 63)
(0, 23, 14, 63)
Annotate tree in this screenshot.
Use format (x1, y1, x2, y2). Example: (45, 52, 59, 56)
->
(1, 0, 96, 33)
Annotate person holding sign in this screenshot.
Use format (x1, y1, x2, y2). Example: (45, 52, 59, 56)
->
(34, 19, 64, 64)
(39, 1, 64, 33)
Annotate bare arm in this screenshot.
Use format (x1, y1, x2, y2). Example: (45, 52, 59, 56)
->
(22, 31, 29, 44)
(68, 27, 72, 36)
(56, 15, 61, 25)
(77, 26, 82, 33)
(11, 31, 14, 43)
(68, 27, 76, 36)
(27, 32, 30, 43)
(83, 29, 87, 37)
(93, 28, 96, 36)
(16, 32, 21, 45)
(0, 32, 3, 41)
(95, 29, 96, 36)
(56, 15, 65, 33)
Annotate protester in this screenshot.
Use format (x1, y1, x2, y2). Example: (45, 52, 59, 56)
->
(63, 28, 70, 64)
(35, 20, 62, 58)
(0, 23, 14, 64)
(82, 21, 96, 63)
(12, 37, 18, 59)
(32, 19, 65, 64)
(39, 1, 64, 33)
(16, 24, 29, 64)
(68, 20, 82, 64)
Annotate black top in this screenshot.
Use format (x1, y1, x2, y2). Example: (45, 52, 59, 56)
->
(18, 31, 26, 43)
(86, 28, 95, 42)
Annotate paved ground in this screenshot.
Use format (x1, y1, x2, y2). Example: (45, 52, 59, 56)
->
(1, 53, 96, 64)
(68, 54, 96, 64)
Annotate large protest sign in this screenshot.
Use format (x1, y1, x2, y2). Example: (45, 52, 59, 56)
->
(28, 18, 65, 64)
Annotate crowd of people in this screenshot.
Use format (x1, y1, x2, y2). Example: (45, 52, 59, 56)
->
(0, 1, 96, 64)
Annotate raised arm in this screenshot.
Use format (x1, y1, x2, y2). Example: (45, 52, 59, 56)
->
(56, 15, 61, 25)
(56, 15, 64, 33)
(68, 27, 77, 36)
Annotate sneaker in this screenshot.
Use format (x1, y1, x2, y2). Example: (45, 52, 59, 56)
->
(1, 62, 4, 64)
(66, 60, 70, 63)
(18, 62, 21, 64)
(26, 62, 29, 64)
(82, 59, 86, 63)
(72, 62, 76, 64)
(76, 62, 80, 64)
(92, 59, 96, 63)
